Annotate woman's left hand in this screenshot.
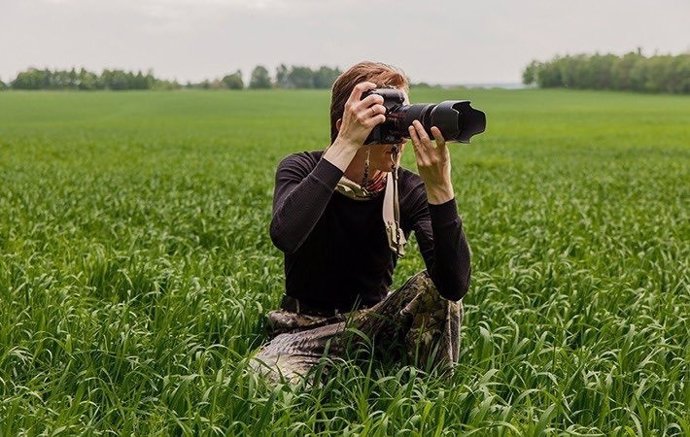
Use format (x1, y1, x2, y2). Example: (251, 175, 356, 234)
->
(408, 120, 455, 204)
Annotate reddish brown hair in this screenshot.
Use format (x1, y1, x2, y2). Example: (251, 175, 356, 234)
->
(329, 61, 409, 143)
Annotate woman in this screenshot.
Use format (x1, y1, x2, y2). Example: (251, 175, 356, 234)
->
(252, 61, 471, 382)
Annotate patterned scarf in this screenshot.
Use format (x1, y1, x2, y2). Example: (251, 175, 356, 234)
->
(335, 171, 387, 200)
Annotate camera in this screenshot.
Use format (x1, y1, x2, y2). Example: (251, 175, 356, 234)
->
(361, 88, 486, 145)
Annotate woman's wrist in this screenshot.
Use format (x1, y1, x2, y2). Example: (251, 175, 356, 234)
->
(323, 137, 360, 172)
(426, 182, 455, 205)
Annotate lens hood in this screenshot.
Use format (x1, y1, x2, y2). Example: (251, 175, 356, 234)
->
(430, 101, 486, 143)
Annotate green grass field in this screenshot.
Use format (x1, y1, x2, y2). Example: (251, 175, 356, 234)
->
(1, 88, 689, 436)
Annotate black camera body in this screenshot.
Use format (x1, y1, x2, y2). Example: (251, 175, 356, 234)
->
(361, 88, 486, 145)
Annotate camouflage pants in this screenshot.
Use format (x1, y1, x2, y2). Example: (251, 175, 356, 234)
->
(251, 271, 464, 383)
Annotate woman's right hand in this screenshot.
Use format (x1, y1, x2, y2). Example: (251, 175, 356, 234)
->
(334, 81, 387, 150)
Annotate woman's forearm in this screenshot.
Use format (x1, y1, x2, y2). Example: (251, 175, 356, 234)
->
(418, 198, 471, 301)
(322, 138, 359, 172)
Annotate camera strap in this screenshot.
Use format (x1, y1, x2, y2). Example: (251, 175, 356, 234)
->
(383, 148, 406, 257)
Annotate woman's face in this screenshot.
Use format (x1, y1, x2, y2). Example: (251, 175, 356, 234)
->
(366, 140, 405, 173)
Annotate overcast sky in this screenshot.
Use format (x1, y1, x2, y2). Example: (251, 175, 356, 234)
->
(1, 0, 689, 85)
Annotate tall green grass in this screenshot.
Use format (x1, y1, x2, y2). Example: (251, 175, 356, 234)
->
(1, 89, 689, 435)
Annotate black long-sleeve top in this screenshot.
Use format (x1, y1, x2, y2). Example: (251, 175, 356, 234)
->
(270, 150, 471, 312)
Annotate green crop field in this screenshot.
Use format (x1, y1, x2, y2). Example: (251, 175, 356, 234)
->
(1, 88, 689, 436)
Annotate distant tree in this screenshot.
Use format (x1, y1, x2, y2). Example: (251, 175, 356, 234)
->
(287, 66, 314, 88)
(101, 69, 131, 90)
(0, 78, 6, 91)
(661, 54, 689, 93)
(272, 65, 340, 89)
(411, 82, 441, 89)
(152, 79, 181, 90)
(534, 58, 562, 88)
(8, 66, 182, 91)
(675, 54, 690, 93)
(145, 69, 163, 89)
(68, 68, 78, 89)
(522, 60, 540, 85)
(132, 71, 148, 89)
(46, 68, 69, 89)
(643, 55, 674, 93)
(611, 52, 642, 90)
(78, 68, 99, 90)
(210, 79, 226, 90)
(11, 68, 47, 89)
(313, 66, 340, 89)
(249, 65, 272, 89)
(591, 54, 616, 89)
(628, 58, 649, 92)
(558, 55, 582, 88)
(275, 64, 289, 88)
(524, 51, 690, 94)
(221, 70, 244, 89)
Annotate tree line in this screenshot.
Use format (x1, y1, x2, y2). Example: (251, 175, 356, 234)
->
(4, 68, 180, 91)
(0, 64, 342, 91)
(522, 51, 690, 94)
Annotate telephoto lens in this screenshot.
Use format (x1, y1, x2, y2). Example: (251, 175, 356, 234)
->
(361, 88, 486, 145)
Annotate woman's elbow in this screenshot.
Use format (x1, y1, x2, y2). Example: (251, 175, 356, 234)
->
(269, 221, 292, 253)
(269, 221, 301, 254)
(440, 287, 465, 302)
(438, 275, 470, 302)
(456, 273, 471, 300)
